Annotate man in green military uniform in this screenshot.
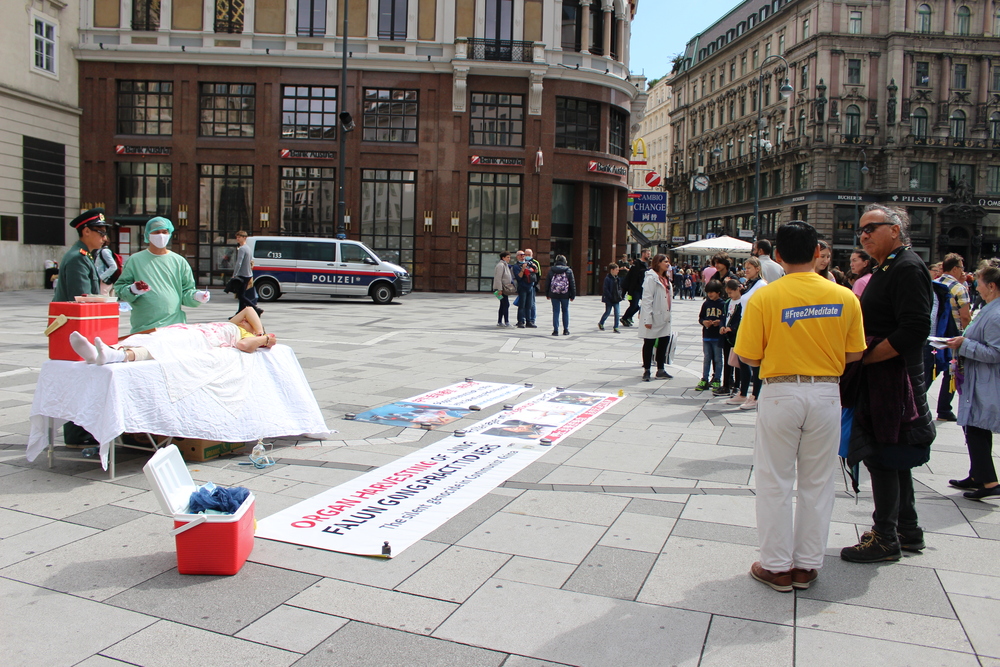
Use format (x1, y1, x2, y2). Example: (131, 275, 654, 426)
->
(53, 208, 108, 302)
(53, 208, 111, 446)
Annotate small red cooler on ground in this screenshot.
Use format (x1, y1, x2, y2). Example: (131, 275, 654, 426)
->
(46, 301, 119, 361)
(143, 445, 255, 575)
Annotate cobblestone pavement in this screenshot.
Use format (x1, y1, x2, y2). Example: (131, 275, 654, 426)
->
(1, 288, 998, 666)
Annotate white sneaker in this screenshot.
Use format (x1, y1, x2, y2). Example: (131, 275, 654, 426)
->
(725, 394, 745, 405)
(739, 397, 758, 410)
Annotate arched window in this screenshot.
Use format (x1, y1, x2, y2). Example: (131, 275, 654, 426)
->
(956, 6, 971, 35)
(845, 104, 861, 136)
(917, 4, 932, 33)
(798, 109, 807, 137)
(951, 109, 966, 138)
(912, 107, 929, 138)
(990, 112, 1000, 140)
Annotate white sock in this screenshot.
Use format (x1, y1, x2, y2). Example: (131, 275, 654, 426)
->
(95, 337, 126, 365)
(69, 332, 98, 364)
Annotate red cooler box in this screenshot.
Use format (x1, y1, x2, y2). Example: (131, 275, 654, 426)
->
(143, 445, 255, 575)
(46, 302, 119, 361)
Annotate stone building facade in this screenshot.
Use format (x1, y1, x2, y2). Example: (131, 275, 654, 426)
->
(666, 0, 1000, 268)
(75, 0, 643, 294)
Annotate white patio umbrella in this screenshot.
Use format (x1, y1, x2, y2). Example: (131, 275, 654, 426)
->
(670, 235, 754, 257)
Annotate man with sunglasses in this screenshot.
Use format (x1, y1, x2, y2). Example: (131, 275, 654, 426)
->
(841, 204, 936, 564)
(53, 208, 109, 303)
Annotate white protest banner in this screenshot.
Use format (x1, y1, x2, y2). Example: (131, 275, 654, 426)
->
(466, 389, 620, 443)
(353, 381, 527, 429)
(256, 389, 620, 557)
(408, 381, 527, 409)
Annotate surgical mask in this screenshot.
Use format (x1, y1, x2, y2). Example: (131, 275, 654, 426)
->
(149, 233, 170, 249)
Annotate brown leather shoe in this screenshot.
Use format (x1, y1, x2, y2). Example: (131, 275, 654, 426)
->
(750, 562, 792, 592)
(791, 568, 818, 590)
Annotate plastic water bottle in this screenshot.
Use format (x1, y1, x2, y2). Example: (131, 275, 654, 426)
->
(81, 447, 98, 458)
(251, 442, 266, 460)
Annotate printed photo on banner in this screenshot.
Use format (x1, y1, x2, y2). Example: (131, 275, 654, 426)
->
(353, 403, 470, 429)
(407, 380, 526, 409)
(467, 390, 620, 443)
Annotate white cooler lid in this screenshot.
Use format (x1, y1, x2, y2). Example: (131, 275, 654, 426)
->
(143, 444, 198, 517)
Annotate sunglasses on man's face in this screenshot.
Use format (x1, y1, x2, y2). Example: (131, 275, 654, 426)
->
(856, 222, 894, 237)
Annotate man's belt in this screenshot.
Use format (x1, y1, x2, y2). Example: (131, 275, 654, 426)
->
(764, 375, 840, 384)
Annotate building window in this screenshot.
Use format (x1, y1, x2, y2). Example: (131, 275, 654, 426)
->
(0, 216, 17, 242)
(132, 0, 161, 30)
(33, 17, 56, 74)
(279, 167, 336, 236)
(778, 33, 785, 54)
(800, 63, 809, 89)
(956, 5, 971, 35)
(117, 81, 173, 135)
(198, 164, 253, 284)
(836, 160, 862, 189)
(297, 0, 327, 37)
(730, 62, 736, 80)
(802, 17, 810, 39)
(117, 162, 171, 216)
(378, 0, 407, 40)
(281, 85, 338, 140)
(798, 109, 806, 136)
(740, 96, 746, 116)
(847, 59, 862, 85)
(950, 164, 974, 190)
(719, 70, 725, 86)
(915, 61, 930, 86)
(362, 88, 418, 142)
(22, 136, 64, 245)
(741, 55, 747, 76)
(917, 4, 932, 33)
(996, 7, 1000, 36)
(486, 0, 514, 41)
(753, 49, 759, 69)
(360, 169, 416, 275)
(950, 110, 966, 138)
(794, 162, 808, 190)
(987, 166, 1000, 195)
(587, 1, 605, 55)
(993, 67, 1000, 91)
(729, 101, 735, 122)
(199, 83, 255, 137)
(765, 41, 771, 58)
(772, 168, 782, 196)
(466, 173, 520, 291)
(845, 104, 862, 136)
(991, 112, 1000, 140)
(215, 0, 244, 33)
(609, 108, 628, 157)
(470, 93, 524, 147)
(954, 64, 968, 89)
(910, 162, 936, 191)
(561, 0, 582, 51)
(555, 97, 600, 151)
(736, 179, 745, 201)
(912, 107, 929, 137)
(849, 10, 862, 34)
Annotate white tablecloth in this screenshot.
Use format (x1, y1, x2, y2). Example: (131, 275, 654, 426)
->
(28, 344, 331, 469)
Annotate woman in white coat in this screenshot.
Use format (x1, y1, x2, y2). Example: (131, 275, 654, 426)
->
(640, 253, 673, 381)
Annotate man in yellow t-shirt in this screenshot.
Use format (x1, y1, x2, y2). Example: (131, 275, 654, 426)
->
(735, 221, 866, 593)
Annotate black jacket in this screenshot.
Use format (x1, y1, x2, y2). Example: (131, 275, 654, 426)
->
(624, 260, 648, 296)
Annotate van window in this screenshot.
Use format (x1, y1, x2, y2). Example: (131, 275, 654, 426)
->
(253, 240, 299, 260)
(341, 243, 375, 263)
(298, 241, 337, 262)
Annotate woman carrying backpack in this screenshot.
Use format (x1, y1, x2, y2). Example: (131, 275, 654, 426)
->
(94, 238, 120, 296)
(545, 254, 576, 335)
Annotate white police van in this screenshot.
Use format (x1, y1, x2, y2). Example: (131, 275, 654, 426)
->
(247, 236, 412, 304)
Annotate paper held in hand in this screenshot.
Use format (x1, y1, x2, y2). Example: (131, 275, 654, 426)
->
(927, 336, 950, 350)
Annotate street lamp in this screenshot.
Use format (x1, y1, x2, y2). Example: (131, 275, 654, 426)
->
(753, 55, 793, 243)
(854, 148, 869, 241)
(335, 0, 354, 239)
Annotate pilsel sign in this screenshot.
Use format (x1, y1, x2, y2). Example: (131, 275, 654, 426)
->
(889, 194, 946, 204)
(280, 149, 336, 159)
(115, 145, 170, 156)
(588, 161, 628, 177)
(470, 155, 524, 166)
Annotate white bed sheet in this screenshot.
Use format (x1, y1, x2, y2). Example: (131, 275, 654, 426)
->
(27, 344, 331, 469)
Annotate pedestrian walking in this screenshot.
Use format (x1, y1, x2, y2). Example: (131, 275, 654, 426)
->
(736, 220, 866, 592)
(493, 251, 516, 327)
(545, 255, 576, 335)
(598, 264, 622, 332)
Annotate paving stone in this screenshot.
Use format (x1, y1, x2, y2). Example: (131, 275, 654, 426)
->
(295, 621, 507, 667)
(235, 605, 349, 653)
(287, 578, 458, 635)
(0, 520, 100, 569)
(102, 620, 299, 667)
(0, 506, 53, 538)
(0, 468, 145, 519)
(598, 511, 675, 553)
(699, 616, 793, 667)
(653, 456, 753, 485)
(395, 545, 510, 602)
(679, 493, 758, 528)
(63, 504, 149, 530)
(434, 578, 710, 667)
(0, 577, 156, 667)
(106, 561, 320, 634)
(423, 491, 517, 545)
(458, 512, 607, 564)
(493, 555, 577, 589)
(562, 545, 657, 600)
(502, 489, 629, 526)
(949, 594, 1000, 659)
(625, 497, 685, 518)
(936, 570, 1000, 600)
(795, 627, 981, 666)
(667, 519, 758, 552)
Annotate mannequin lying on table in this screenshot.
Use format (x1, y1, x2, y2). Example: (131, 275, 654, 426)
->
(69, 307, 277, 365)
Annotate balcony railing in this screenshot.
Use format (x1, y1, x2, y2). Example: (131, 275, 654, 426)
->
(467, 38, 533, 63)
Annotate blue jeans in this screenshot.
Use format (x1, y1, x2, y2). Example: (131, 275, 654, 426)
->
(702, 339, 723, 383)
(599, 302, 620, 328)
(551, 297, 570, 331)
(517, 286, 535, 325)
(530, 285, 537, 323)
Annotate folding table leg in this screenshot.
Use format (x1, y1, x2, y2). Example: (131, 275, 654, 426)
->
(46, 417, 54, 468)
(109, 437, 117, 480)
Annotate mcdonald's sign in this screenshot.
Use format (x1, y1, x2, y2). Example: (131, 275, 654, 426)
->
(630, 138, 647, 166)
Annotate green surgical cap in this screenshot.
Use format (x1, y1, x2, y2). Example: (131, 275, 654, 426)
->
(144, 217, 175, 242)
